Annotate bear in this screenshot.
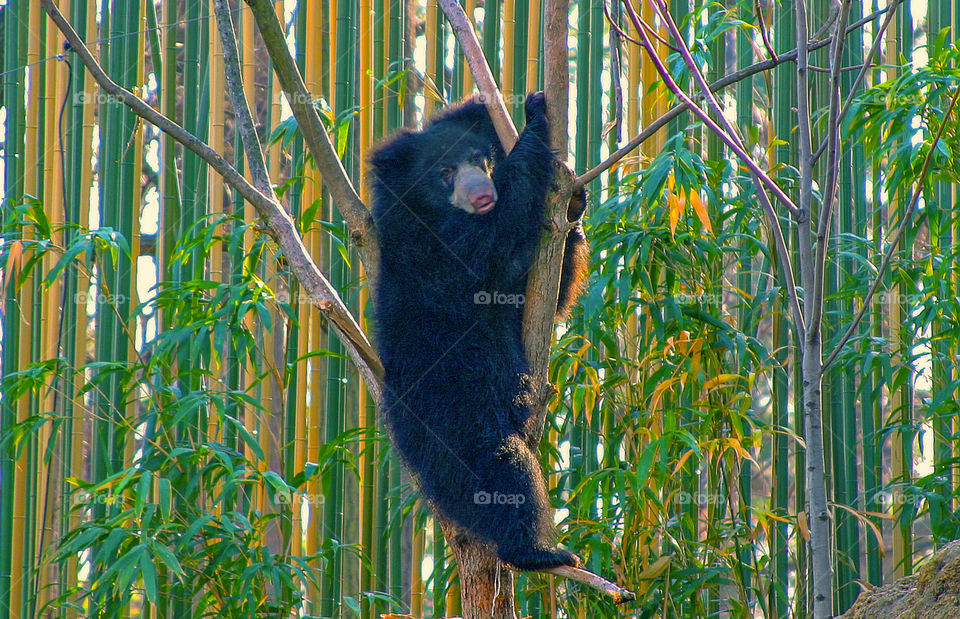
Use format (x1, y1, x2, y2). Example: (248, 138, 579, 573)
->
(368, 92, 587, 571)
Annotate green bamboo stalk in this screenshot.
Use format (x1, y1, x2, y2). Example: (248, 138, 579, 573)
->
(929, 0, 955, 545)
(512, 0, 528, 120)
(482, 0, 501, 81)
(161, 0, 182, 286)
(892, 1, 915, 578)
(771, 2, 803, 615)
(731, 2, 755, 606)
(56, 2, 90, 615)
(372, 2, 390, 614)
(173, 3, 205, 614)
(587, 0, 603, 174)
(836, 6, 864, 611)
(574, 1, 589, 174)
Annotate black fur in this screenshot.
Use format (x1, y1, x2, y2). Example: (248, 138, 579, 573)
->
(369, 93, 583, 571)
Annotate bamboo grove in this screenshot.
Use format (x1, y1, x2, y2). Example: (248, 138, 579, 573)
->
(1, 1, 959, 618)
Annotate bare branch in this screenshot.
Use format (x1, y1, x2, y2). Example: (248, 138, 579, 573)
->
(581, 6, 890, 186)
(812, 0, 902, 162)
(213, 0, 271, 194)
(243, 0, 379, 286)
(40, 0, 384, 395)
(642, 0, 805, 336)
(811, 0, 853, 334)
(823, 85, 960, 372)
(544, 565, 637, 604)
(794, 2, 834, 617)
(438, 0, 519, 151)
(543, 0, 571, 153)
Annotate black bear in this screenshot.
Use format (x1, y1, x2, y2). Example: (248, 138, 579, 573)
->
(369, 92, 586, 570)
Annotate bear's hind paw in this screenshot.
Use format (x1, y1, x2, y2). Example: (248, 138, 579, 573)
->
(502, 547, 581, 571)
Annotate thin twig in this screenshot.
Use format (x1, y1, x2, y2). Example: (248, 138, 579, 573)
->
(811, 0, 853, 336)
(581, 6, 889, 186)
(823, 85, 960, 372)
(753, 0, 778, 62)
(642, 0, 805, 334)
(812, 0, 902, 162)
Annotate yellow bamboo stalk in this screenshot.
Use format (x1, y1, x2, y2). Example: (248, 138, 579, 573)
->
(207, 0, 227, 521)
(411, 525, 424, 616)
(525, 0, 540, 92)
(626, 33, 640, 174)
(503, 0, 515, 106)
(209, 0, 225, 287)
(291, 0, 326, 562)
(35, 7, 69, 610)
(425, 0, 440, 116)
(463, 0, 477, 93)
(641, 0, 665, 152)
(357, 0, 375, 591)
(886, 8, 908, 580)
(300, 3, 324, 604)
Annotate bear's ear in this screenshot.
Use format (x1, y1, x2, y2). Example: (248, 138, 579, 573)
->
(369, 129, 421, 182)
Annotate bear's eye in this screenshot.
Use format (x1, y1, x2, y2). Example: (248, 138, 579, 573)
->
(469, 153, 487, 169)
(439, 166, 455, 184)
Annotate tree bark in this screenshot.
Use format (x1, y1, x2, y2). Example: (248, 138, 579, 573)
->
(441, 522, 517, 619)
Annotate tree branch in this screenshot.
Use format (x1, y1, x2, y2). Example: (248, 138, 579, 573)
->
(812, 0, 902, 162)
(545, 565, 637, 604)
(438, 0, 519, 151)
(579, 6, 890, 187)
(213, 0, 272, 194)
(243, 0, 380, 288)
(543, 0, 571, 153)
(822, 85, 960, 372)
(810, 0, 853, 335)
(40, 0, 384, 396)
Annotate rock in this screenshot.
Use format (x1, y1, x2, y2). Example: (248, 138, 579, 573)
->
(842, 540, 960, 618)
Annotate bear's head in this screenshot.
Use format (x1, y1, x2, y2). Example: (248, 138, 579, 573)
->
(369, 101, 506, 217)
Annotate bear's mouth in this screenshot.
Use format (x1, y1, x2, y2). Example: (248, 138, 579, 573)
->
(473, 196, 495, 214)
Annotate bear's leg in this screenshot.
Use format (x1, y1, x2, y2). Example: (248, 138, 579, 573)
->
(468, 435, 581, 571)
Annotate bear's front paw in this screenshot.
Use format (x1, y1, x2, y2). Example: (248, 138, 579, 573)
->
(525, 91, 547, 123)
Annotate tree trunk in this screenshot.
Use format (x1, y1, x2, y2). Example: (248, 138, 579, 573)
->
(802, 335, 833, 618)
(441, 522, 517, 619)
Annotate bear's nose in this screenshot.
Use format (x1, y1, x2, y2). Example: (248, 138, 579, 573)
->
(469, 185, 496, 214)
